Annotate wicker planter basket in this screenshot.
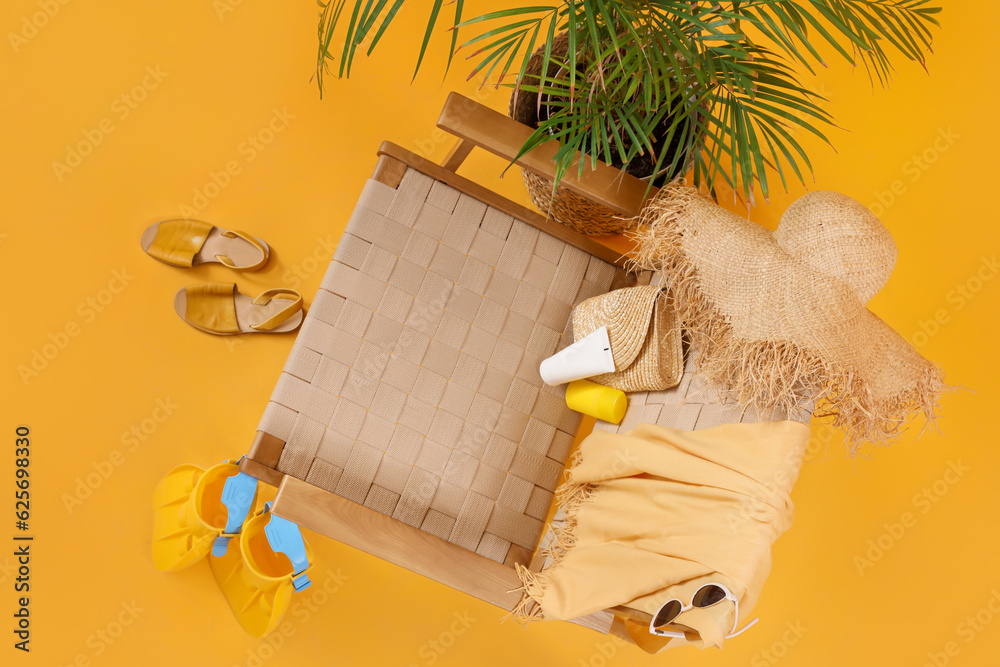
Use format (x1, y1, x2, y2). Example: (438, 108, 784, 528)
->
(508, 33, 633, 236)
(511, 32, 703, 236)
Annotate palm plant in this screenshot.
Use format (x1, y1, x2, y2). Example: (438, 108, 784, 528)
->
(316, 1, 940, 203)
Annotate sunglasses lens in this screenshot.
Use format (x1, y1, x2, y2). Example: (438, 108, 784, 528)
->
(652, 600, 682, 629)
(692, 585, 727, 608)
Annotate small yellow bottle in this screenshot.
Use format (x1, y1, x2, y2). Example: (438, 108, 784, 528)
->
(565, 379, 628, 424)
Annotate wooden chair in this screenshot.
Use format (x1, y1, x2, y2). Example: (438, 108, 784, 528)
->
(239, 93, 810, 640)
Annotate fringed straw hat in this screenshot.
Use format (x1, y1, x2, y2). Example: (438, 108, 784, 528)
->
(629, 183, 947, 451)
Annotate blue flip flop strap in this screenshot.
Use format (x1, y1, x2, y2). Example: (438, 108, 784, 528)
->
(263, 501, 312, 592)
(212, 470, 258, 557)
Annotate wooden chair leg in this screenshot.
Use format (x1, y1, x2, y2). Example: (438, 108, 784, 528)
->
(442, 138, 474, 172)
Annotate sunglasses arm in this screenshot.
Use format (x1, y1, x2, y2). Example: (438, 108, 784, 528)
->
(649, 616, 760, 640)
(728, 616, 759, 637)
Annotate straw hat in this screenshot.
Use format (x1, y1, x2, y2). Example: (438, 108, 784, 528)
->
(571, 285, 683, 392)
(629, 182, 947, 450)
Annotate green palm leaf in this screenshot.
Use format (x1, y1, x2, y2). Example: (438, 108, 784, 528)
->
(316, 0, 941, 202)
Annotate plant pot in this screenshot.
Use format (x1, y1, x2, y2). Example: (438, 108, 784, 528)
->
(537, 73, 686, 186)
(508, 33, 690, 235)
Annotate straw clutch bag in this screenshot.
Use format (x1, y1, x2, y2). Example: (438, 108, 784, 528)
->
(571, 285, 683, 392)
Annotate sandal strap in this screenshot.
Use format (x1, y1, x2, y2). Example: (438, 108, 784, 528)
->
(185, 282, 240, 334)
(250, 289, 303, 332)
(215, 230, 268, 271)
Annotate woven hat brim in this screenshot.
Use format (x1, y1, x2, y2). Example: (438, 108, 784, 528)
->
(628, 182, 948, 451)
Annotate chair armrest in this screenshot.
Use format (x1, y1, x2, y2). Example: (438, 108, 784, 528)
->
(436, 92, 656, 217)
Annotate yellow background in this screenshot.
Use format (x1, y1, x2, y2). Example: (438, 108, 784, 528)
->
(2, 1, 998, 665)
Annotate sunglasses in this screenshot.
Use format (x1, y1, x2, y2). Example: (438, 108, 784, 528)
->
(649, 583, 759, 639)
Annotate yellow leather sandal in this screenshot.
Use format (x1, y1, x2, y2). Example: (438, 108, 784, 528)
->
(141, 219, 269, 271)
(174, 283, 304, 335)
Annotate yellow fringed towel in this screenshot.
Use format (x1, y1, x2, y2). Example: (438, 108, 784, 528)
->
(515, 420, 811, 652)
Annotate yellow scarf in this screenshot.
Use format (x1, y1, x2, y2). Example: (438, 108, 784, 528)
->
(515, 421, 810, 651)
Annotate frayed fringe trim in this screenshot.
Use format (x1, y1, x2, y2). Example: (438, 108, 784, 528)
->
(510, 450, 597, 623)
(627, 182, 948, 455)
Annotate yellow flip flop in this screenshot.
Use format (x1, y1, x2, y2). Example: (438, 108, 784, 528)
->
(151, 460, 259, 572)
(209, 502, 314, 638)
(173, 283, 304, 335)
(141, 219, 269, 271)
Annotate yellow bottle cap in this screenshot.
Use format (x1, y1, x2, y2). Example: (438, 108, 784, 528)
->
(565, 379, 628, 424)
